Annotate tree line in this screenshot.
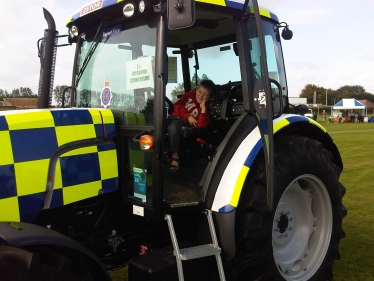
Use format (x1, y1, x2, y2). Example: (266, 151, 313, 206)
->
(299, 84, 374, 105)
(2, 83, 373, 107)
(0, 87, 37, 100)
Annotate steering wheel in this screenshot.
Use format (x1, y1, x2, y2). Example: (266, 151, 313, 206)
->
(165, 96, 174, 114)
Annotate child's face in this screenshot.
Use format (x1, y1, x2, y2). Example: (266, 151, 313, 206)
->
(195, 86, 211, 103)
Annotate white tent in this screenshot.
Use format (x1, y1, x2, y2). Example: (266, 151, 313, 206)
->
(331, 98, 366, 117)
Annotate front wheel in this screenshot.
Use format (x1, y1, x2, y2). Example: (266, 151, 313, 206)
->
(228, 135, 346, 281)
(0, 244, 106, 281)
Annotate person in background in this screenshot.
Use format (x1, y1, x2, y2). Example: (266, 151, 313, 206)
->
(322, 110, 326, 122)
(167, 79, 216, 172)
(338, 111, 343, 123)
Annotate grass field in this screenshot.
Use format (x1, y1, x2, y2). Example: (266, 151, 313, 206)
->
(110, 120, 374, 281)
(322, 121, 374, 281)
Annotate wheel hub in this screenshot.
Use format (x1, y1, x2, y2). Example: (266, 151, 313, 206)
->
(272, 175, 332, 281)
(277, 213, 289, 233)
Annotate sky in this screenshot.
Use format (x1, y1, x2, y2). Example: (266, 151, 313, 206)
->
(1, 0, 374, 97)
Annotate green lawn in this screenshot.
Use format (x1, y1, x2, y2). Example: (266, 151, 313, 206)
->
(110, 120, 374, 281)
(322, 122, 374, 281)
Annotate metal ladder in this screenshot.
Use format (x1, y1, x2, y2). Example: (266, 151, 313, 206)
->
(165, 210, 226, 281)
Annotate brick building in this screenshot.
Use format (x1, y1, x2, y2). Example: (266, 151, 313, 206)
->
(357, 99, 374, 108)
(2, 98, 38, 109)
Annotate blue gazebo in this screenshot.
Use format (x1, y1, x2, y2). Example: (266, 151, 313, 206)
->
(332, 98, 366, 117)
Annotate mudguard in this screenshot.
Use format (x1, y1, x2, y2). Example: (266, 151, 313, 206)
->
(211, 113, 341, 213)
(0, 221, 111, 280)
(208, 113, 342, 259)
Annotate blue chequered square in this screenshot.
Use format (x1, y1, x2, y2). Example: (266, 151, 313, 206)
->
(49, 189, 63, 209)
(94, 123, 116, 138)
(0, 164, 16, 199)
(97, 142, 116, 152)
(60, 153, 101, 187)
(52, 109, 93, 126)
(0, 116, 8, 131)
(18, 192, 45, 223)
(102, 177, 118, 193)
(10, 128, 58, 163)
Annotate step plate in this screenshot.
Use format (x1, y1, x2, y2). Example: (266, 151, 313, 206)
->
(175, 244, 221, 260)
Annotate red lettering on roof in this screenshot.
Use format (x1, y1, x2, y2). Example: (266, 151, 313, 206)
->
(81, 0, 104, 16)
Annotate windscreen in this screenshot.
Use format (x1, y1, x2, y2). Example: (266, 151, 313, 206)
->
(75, 17, 157, 113)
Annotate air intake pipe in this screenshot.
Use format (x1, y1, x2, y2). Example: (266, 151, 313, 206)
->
(37, 8, 58, 108)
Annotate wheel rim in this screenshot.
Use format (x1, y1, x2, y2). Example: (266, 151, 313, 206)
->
(272, 175, 332, 281)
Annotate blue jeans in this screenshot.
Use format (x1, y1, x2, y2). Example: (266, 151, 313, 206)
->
(167, 117, 200, 152)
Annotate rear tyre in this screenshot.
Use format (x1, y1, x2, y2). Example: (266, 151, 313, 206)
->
(228, 136, 346, 281)
(0, 244, 97, 281)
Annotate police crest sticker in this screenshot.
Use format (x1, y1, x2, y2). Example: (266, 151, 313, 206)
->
(101, 80, 112, 108)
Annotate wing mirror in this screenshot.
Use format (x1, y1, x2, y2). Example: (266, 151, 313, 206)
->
(275, 22, 293, 41)
(167, 0, 195, 30)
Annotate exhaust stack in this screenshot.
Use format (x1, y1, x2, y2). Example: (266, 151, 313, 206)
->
(37, 8, 58, 108)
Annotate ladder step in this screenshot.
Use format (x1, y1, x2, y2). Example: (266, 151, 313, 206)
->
(175, 244, 221, 260)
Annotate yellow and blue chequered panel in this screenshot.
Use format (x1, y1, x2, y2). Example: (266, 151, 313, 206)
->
(0, 109, 118, 223)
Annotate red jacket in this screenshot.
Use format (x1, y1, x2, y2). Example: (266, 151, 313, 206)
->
(171, 91, 210, 128)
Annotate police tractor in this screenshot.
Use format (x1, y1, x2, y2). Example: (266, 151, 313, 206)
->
(0, 0, 346, 280)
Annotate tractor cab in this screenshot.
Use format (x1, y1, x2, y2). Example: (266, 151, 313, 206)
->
(62, 0, 290, 220)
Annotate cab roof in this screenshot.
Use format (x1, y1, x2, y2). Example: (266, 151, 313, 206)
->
(66, 0, 279, 26)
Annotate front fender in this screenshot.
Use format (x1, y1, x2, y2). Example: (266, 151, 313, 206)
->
(211, 114, 341, 213)
(0, 221, 111, 280)
(209, 114, 342, 260)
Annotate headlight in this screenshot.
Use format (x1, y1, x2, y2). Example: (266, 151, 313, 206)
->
(139, 1, 145, 13)
(123, 3, 135, 17)
(69, 26, 79, 39)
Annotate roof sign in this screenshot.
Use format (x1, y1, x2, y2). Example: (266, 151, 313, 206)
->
(81, 0, 104, 17)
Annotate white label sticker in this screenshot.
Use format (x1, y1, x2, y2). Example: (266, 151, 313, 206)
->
(126, 56, 154, 90)
(133, 205, 144, 217)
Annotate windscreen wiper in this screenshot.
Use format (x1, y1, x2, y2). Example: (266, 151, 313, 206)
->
(75, 19, 106, 86)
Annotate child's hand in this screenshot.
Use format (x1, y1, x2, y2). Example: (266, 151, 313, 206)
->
(188, 116, 197, 127)
(199, 97, 207, 113)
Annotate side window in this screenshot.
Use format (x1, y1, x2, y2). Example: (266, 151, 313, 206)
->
(248, 18, 288, 98)
(166, 44, 242, 102)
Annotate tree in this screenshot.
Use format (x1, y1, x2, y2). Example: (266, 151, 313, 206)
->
(19, 87, 35, 97)
(299, 84, 333, 104)
(170, 73, 210, 100)
(333, 85, 372, 102)
(0, 89, 9, 101)
(11, 88, 20, 98)
(299, 84, 374, 105)
(53, 85, 71, 107)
